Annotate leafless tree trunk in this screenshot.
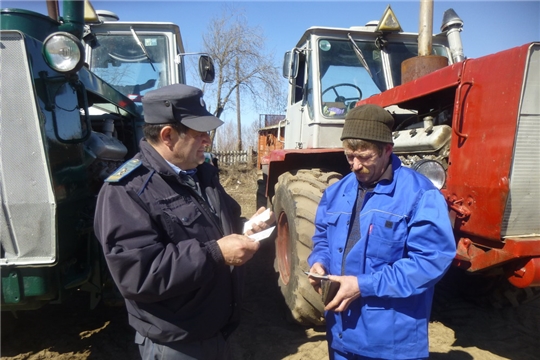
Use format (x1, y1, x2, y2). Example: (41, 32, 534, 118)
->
(200, 5, 285, 151)
(235, 56, 242, 151)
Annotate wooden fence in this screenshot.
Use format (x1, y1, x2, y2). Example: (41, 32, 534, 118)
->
(213, 147, 256, 166)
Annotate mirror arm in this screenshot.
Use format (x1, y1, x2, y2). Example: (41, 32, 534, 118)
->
(175, 52, 212, 64)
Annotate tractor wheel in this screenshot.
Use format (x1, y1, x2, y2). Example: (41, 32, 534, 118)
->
(273, 169, 342, 326)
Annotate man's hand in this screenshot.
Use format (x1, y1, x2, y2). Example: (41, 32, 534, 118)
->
(307, 262, 327, 295)
(324, 275, 361, 312)
(217, 234, 260, 266)
(244, 207, 276, 236)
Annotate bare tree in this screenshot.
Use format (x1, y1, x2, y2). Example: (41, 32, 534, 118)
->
(242, 119, 261, 150)
(200, 5, 285, 151)
(214, 117, 260, 152)
(214, 120, 237, 151)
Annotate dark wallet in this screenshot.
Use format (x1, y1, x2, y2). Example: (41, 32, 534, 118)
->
(321, 279, 340, 305)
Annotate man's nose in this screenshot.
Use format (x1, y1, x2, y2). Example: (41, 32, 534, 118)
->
(201, 132, 211, 144)
(351, 158, 363, 171)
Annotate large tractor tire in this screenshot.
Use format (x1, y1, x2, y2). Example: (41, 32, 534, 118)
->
(273, 169, 342, 326)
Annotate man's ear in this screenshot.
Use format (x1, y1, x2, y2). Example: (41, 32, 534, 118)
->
(159, 125, 176, 148)
(384, 143, 394, 156)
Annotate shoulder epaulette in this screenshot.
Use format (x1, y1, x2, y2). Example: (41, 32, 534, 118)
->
(105, 159, 142, 183)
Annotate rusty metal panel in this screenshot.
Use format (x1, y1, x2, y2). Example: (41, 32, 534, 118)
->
(401, 55, 448, 84)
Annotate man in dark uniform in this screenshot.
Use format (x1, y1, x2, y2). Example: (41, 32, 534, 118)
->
(94, 84, 272, 360)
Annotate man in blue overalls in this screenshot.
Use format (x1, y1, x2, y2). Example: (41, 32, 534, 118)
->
(308, 104, 456, 360)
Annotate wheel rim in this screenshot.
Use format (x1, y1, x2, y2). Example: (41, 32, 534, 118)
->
(276, 211, 291, 285)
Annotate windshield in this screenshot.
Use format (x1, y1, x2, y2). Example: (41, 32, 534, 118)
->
(89, 33, 170, 103)
(318, 38, 448, 118)
(319, 39, 383, 118)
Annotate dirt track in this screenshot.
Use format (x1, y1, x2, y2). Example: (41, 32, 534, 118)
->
(2, 166, 540, 359)
(2, 240, 540, 360)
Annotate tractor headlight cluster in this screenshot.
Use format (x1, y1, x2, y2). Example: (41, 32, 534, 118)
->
(412, 159, 446, 189)
(42, 32, 85, 74)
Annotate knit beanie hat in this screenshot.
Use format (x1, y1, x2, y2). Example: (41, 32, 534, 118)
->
(340, 104, 394, 144)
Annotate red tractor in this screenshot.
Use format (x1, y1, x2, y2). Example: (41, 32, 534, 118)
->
(259, 4, 540, 325)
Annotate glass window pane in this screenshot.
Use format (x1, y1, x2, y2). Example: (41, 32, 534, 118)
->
(318, 39, 384, 119)
(90, 34, 169, 103)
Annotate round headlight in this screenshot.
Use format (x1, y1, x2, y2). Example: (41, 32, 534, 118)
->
(412, 159, 446, 189)
(43, 32, 85, 74)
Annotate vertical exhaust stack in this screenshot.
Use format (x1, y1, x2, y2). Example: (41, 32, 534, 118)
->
(441, 8, 465, 63)
(401, 0, 448, 83)
(418, 0, 434, 56)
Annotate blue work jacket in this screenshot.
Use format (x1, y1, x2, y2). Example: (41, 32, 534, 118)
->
(308, 154, 456, 359)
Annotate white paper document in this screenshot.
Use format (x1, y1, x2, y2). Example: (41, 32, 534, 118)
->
(248, 226, 275, 242)
(243, 208, 271, 234)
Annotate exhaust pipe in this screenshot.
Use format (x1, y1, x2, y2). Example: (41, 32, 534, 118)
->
(401, 0, 448, 83)
(441, 8, 465, 63)
(418, 0, 434, 56)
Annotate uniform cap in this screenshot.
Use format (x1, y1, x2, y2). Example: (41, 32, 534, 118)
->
(340, 104, 394, 143)
(142, 84, 223, 132)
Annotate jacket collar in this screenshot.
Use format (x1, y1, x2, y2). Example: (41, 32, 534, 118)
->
(373, 153, 401, 195)
(138, 138, 218, 184)
(138, 139, 176, 176)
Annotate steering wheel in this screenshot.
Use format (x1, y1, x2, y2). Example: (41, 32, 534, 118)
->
(322, 83, 362, 104)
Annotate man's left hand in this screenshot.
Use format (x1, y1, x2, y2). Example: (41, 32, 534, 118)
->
(324, 275, 361, 312)
(244, 207, 276, 236)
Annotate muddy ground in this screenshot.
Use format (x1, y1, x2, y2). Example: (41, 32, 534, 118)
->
(2, 165, 540, 359)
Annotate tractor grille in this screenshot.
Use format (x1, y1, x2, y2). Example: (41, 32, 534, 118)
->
(501, 44, 540, 237)
(0, 31, 56, 265)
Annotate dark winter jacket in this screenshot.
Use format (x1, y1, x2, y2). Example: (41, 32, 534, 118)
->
(94, 139, 244, 344)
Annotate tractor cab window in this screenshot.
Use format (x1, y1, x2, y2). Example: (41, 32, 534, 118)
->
(305, 49, 315, 120)
(292, 51, 306, 105)
(89, 33, 170, 103)
(317, 38, 449, 119)
(318, 39, 384, 119)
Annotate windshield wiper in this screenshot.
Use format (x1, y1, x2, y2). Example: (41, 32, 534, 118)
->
(347, 33, 372, 78)
(130, 26, 156, 72)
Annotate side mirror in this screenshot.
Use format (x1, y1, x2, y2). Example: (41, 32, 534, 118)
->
(199, 55, 215, 83)
(282, 50, 299, 79)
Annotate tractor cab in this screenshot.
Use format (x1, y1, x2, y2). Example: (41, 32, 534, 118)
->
(281, 6, 451, 150)
(85, 11, 214, 107)
(84, 10, 214, 142)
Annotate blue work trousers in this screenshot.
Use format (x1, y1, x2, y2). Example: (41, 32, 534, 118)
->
(330, 348, 427, 360)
